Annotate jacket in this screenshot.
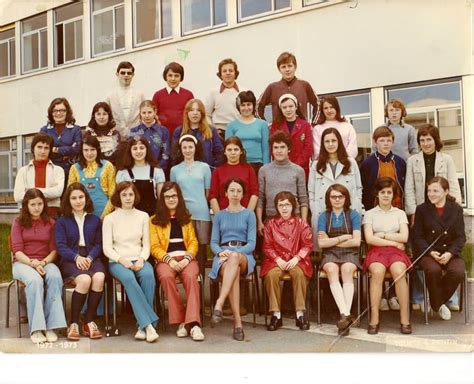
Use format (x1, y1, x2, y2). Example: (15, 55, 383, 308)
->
(270, 117, 313, 178)
(360, 152, 406, 211)
(129, 122, 170, 172)
(14, 160, 65, 207)
(40, 123, 82, 170)
(149, 219, 198, 262)
(404, 151, 462, 215)
(55, 214, 103, 262)
(413, 200, 465, 258)
(261, 216, 314, 278)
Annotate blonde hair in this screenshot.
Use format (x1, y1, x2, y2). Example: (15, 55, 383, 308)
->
(139, 100, 161, 125)
(181, 99, 212, 140)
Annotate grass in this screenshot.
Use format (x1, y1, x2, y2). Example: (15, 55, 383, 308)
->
(461, 243, 473, 278)
(0, 223, 12, 283)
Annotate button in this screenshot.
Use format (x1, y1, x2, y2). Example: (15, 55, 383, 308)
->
(432, 230, 435, 233)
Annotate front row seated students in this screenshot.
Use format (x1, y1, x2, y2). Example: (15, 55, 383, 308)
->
(413, 176, 466, 321)
(103, 181, 159, 343)
(363, 177, 412, 335)
(209, 178, 256, 341)
(150, 182, 205, 341)
(55, 183, 105, 341)
(11, 188, 66, 344)
(317, 184, 361, 336)
(261, 191, 313, 331)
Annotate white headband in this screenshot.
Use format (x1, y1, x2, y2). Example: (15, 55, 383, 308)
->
(278, 93, 298, 107)
(179, 134, 198, 145)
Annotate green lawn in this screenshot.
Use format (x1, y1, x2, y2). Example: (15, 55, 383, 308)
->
(0, 223, 12, 283)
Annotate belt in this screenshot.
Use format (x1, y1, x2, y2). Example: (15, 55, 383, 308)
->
(220, 241, 247, 247)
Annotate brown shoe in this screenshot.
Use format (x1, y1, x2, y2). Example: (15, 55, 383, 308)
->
(67, 323, 80, 341)
(82, 321, 103, 339)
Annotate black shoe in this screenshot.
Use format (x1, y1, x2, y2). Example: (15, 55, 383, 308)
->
(337, 314, 351, 331)
(400, 323, 412, 334)
(267, 316, 282, 331)
(295, 315, 310, 330)
(233, 327, 245, 341)
(211, 309, 223, 325)
(367, 323, 379, 335)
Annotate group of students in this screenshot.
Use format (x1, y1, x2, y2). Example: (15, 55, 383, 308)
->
(10, 51, 466, 345)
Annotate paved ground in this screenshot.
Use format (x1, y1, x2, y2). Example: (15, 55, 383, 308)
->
(0, 277, 473, 354)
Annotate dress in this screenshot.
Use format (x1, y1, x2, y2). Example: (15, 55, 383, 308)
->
(317, 210, 361, 269)
(209, 208, 256, 279)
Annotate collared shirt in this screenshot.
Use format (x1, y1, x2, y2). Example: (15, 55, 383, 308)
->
(166, 86, 181, 94)
(73, 212, 87, 246)
(362, 205, 408, 234)
(219, 83, 240, 93)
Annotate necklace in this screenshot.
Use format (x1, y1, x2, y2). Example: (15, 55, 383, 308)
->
(185, 161, 194, 174)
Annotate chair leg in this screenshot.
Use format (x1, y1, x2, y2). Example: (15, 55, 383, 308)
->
(199, 276, 205, 327)
(366, 273, 370, 325)
(209, 279, 215, 328)
(422, 271, 429, 325)
(254, 269, 261, 316)
(316, 271, 321, 326)
(16, 282, 22, 338)
(112, 278, 117, 330)
(6, 280, 14, 328)
(463, 272, 469, 325)
(251, 279, 256, 328)
(263, 277, 268, 326)
(160, 285, 167, 332)
(355, 271, 361, 327)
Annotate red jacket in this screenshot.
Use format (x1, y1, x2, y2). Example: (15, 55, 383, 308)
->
(261, 216, 313, 278)
(270, 118, 313, 179)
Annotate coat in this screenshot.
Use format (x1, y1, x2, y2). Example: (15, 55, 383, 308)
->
(413, 200, 465, 258)
(261, 216, 314, 278)
(404, 151, 462, 215)
(40, 123, 82, 171)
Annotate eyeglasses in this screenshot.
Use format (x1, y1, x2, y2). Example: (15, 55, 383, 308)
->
(277, 203, 292, 209)
(52, 109, 67, 114)
(330, 195, 345, 200)
(164, 194, 178, 201)
(119, 71, 133, 76)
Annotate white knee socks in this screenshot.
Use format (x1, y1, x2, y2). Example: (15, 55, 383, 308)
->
(343, 283, 354, 313)
(330, 283, 350, 316)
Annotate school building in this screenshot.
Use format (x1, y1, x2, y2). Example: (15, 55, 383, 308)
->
(0, 0, 472, 239)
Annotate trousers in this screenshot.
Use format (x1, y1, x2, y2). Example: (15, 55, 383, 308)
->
(264, 266, 308, 313)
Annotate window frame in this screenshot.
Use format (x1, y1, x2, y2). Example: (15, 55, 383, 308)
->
(0, 28, 16, 79)
(0, 136, 17, 206)
(302, 0, 328, 6)
(91, 1, 125, 57)
(21, 14, 48, 74)
(132, 0, 173, 47)
(237, 0, 291, 22)
(180, 0, 227, 36)
(54, 4, 84, 66)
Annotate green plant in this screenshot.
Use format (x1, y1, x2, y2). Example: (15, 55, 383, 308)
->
(0, 223, 12, 283)
(461, 243, 473, 278)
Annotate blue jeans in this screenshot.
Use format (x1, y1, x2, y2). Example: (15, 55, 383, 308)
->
(108, 261, 158, 330)
(12, 262, 67, 335)
(411, 269, 458, 305)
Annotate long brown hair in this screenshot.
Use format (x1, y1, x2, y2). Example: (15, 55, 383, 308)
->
(152, 182, 191, 227)
(181, 99, 212, 140)
(18, 189, 51, 228)
(119, 135, 158, 170)
(61, 183, 94, 217)
(47, 97, 76, 125)
(222, 136, 247, 164)
(316, 96, 346, 125)
(316, 128, 351, 175)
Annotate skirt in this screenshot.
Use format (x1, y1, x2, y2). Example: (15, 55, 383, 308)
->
(321, 251, 362, 270)
(192, 219, 211, 245)
(362, 246, 411, 272)
(60, 247, 107, 279)
(208, 245, 255, 280)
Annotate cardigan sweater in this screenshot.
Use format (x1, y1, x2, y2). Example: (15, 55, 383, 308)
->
(149, 219, 198, 262)
(11, 218, 55, 263)
(55, 214, 102, 262)
(205, 84, 245, 130)
(152, 87, 194, 135)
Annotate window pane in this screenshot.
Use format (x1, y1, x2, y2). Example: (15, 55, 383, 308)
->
(388, 82, 461, 106)
(23, 136, 34, 164)
(75, 21, 83, 59)
(0, 42, 8, 77)
(351, 117, 371, 162)
(240, 0, 271, 18)
(10, 40, 15, 75)
(56, 24, 64, 65)
(182, 0, 211, 33)
(135, 0, 172, 44)
(275, 0, 291, 10)
(0, 154, 10, 189)
(23, 33, 39, 71)
(0, 29, 15, 40)
(93, 0, 123, 11)
(304, 0, 327, 5)
(214, 0, 226, 25)
(404, 111, 435, 130)
(337, 93, 370, 115)
(115, 6, 125, 49)
(22, 13, 47, 33)
(93, 10, 114, 54)
(40, 30, 47, 68)
(55, 2, 83, 23)
(64, 22, 75, 62)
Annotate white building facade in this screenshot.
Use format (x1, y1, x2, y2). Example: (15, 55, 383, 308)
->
(0, 0, 472, 239)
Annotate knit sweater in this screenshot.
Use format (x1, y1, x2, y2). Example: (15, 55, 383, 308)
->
(371, 122, 418, 161)
(152, 87, 194, 135)
(205, 84, 245, 130)
(257, 159, 308, 217)
(225, 118, 270, 164)
(102, 208, 150, 262)
(11, 218, 55, 263)
(312, 120, 358, 160)
(106, 86, 145, 138)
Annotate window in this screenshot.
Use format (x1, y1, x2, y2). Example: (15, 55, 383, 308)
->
(23, 135, 35, 165)
(0, 137, 17, 205)
(181, 0, 226, 35)
(134, 0, 172, 46)
(55, 2, 84, 65)
(386, 80, 466, 204)
(303, 0, 329, 6)
(336, 92, 371, 163)
(21, 13, 47, 73)
(0, 28, 15, 78)
(238, 0, 290, 21)
(92, 0, 125, 56)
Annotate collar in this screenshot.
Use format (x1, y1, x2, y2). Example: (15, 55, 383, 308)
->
(275, 215, 296, 225)
(219, 83, 239, 93)
(375, 151, 394, 163)
(273, 159, 290, 166)
(373, 205, 397, 213)
(46, 122, 75, 129)
(166, 86, 181, 94)
(28, 159, 54, 167)
(281, 77, 297, 86)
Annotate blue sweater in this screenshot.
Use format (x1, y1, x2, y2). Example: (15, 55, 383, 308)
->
(55, 214, 103, 262)
(225, 118, 270, 164)
(40, 123, 82, 171)
(172, 126, 224, 170)
(129, 122, 170, 172)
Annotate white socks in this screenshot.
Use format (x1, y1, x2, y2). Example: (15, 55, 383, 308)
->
(330, 282, 350, 316)
(273, 311, 281, 319)
(342, 283, 354, 313)
(296, 310, 304, 319)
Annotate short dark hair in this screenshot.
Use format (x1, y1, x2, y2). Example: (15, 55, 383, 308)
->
(270, 130, 292, 150)
(47, 97, 76, 125)
(373, 125, 394, 141)
(374, 177, 398, 198)
(417, 124, 443, 151)
(236, 90, 256, 114)
(174, 136, 204, 163)
(276, 51, 297, 68)
(110, 181, 141, 208)
(78, 134, 103, 169)
(61, 183, 94, 217)
(31, 133, 53, 158)
(427, 176, 456, 202)
(224, 177, 246, 195)
(18, 188, 50, 228)
(217, 58, 239, 80)
(116, 61, 135, 74)
(87, 101, 116, 132)
(163, 62, 184, 81)
(274, 191, 297, 216)
(324, 184, 352, 211)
